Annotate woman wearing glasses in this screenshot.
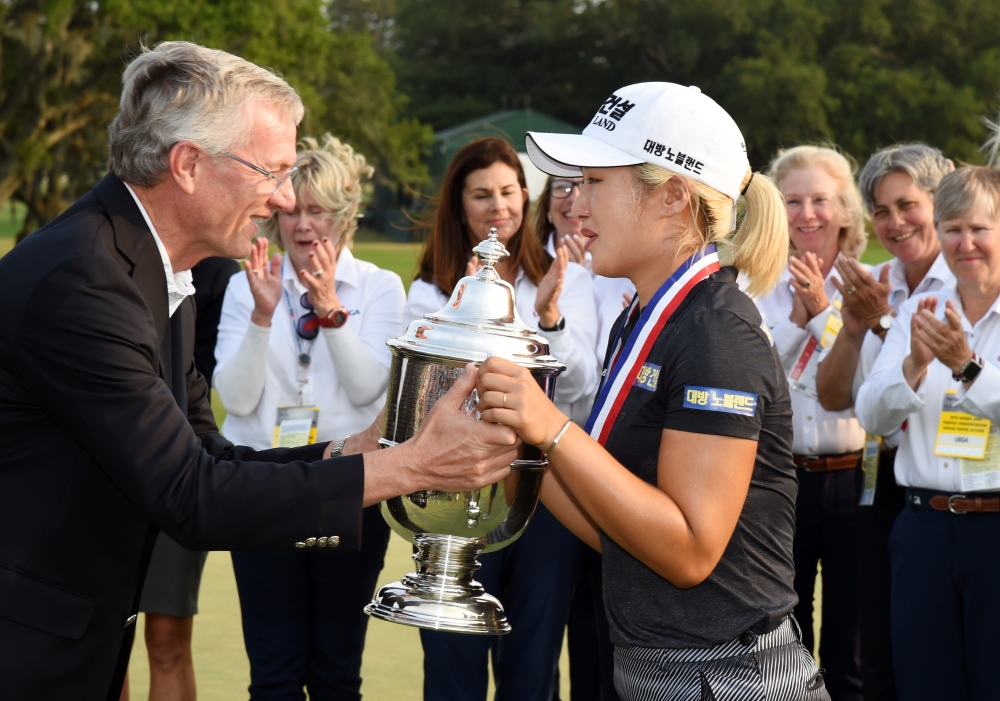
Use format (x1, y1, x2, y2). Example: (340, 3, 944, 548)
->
(213, 134, 405, 700)
(405, 137, 598, 701)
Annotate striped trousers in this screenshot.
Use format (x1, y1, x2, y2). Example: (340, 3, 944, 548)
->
(614, 616, 830, 701)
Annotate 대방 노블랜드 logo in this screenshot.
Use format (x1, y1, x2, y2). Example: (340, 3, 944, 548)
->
(641, 140, 704, 175)
(591, 92, 636, 131)
(682, 386, 758, 417)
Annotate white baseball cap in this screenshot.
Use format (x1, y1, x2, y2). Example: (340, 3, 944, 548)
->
(525, 82, 750, 201)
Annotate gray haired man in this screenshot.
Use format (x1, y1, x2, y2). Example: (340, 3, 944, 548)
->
(0, 41, 518, 700)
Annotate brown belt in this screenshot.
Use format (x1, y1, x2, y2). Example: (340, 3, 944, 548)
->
(793, 451, 862, 472)
(929, 495, 1000, 514)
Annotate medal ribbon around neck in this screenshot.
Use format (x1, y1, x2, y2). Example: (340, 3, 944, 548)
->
(585, 244, 721, 446)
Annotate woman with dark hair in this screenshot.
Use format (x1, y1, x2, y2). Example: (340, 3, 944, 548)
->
(405, 137, 598, 701)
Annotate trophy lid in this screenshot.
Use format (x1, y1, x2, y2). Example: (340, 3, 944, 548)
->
(389, 228, 566, 372)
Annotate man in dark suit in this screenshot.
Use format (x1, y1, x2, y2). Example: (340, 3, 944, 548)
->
(0, 41, 518, 700)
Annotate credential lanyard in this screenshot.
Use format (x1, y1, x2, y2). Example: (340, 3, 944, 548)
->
(283, 287, 317, 406)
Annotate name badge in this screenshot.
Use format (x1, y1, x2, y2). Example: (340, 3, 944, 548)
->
(683, 386, 758, 417)
(273, 406, 319, 448)
(935, 391, 990, 459)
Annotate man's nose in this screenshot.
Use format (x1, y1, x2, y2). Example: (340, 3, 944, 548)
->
(270, 183, 296, 213)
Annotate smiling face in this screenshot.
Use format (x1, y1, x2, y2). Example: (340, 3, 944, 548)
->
(196, 102, 298, 260)
(780, 165, 846, 261)
(547, 177, 583, 243)
(461, 162, 528, 246)
(277, 187, 346, 273)
(939, 195, 1000, 289)
(871, 171, 939, 265)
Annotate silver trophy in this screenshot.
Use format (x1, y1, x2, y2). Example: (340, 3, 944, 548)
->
(364, 228, 565, 635)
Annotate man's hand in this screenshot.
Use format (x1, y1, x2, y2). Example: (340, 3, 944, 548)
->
(358, 364, 521, 506)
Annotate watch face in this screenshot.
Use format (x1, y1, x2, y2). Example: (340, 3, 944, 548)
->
(879, 313, 893, 330)
(332, 309, 349, 327)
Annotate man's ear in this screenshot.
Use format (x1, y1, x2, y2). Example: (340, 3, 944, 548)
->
(168, 141, 203, 195)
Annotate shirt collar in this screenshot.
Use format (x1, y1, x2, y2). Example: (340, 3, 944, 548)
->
(123, 183, 195, 317)
(887, 253, 953, 296)
(944, 280, 1000, 331)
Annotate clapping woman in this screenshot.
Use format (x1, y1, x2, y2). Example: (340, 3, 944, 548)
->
(213, 135, 405, 700)
(405, 137, 598, 701)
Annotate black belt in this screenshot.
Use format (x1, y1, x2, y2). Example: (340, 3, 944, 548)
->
(906, 488, 1000, 514)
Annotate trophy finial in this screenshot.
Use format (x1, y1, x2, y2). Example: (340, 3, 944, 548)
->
(472, 227, 509, 281)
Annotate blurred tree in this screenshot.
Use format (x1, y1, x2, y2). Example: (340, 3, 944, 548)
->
(388, 0, 1000, 168)
(1, 0, 431, 231)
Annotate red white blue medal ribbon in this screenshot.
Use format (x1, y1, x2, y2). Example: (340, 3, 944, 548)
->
(585, 244, 721, 446)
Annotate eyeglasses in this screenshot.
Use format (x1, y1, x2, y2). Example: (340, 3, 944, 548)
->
(550, 179, 582, 199)
(224, 152, 299, 194)
(296, 293, 320, 340)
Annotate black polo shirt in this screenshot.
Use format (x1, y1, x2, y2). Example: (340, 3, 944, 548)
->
(599, 266, 797, 649)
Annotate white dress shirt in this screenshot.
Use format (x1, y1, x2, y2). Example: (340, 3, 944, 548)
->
(124, 183, 195, 317)
(848, 254, 954, 449)
(855, 283, 1000, 492)
(403, 262, 599, 424)
(754, 263, 866, 455)
(214, 248, 405, 450)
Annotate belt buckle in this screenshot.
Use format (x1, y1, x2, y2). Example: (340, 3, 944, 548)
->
(948, 494, 968, 515)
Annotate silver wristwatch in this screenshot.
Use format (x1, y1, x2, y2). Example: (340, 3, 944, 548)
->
(874, 312, 894, 333)
(329, 437, 348, 458)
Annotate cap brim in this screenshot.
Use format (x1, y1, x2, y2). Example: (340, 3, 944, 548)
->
(525, 132, 644, 176)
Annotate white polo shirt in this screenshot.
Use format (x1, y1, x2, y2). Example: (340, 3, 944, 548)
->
(215, 248, 405, 450)
(856, 284, 1000, 493)
(754, 263, 867, 455)
(848, 254, 954, 450)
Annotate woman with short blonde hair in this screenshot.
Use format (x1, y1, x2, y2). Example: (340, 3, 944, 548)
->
(754, 143, 871, 699)
(214, 133, 404, 700)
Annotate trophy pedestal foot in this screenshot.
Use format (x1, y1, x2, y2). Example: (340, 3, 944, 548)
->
(364, 534, 511, 635)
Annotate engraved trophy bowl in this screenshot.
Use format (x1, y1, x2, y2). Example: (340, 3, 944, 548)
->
(364, 228, 565, 635)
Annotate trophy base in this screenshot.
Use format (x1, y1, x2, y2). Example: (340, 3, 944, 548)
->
(365, 581, 510, 635)
(364, 533, 511, 635)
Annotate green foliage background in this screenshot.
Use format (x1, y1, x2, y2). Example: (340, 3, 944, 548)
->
(338, 0, 1000, 170)
(4, 0, 1000, 235)
(0, 0, 431, 234)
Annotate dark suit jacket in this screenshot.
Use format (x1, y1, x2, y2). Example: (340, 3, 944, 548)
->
(191, 256, 241, 385)
(0, 174, 366, 700)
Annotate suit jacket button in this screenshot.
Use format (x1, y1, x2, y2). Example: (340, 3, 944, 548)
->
(316, 537, 328, 547)
(124, 614, 137, 628)
(304, 537, 317, 547)
(329, 536, 340, 547)
(294, 541, 306, 548)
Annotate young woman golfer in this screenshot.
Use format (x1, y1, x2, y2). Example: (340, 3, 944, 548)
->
(475, 83, 830, 700)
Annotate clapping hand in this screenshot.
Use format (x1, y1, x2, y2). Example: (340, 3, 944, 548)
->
(788, 252, 829, 325)
(536, 243, 569, 329)
(903, 297, 939, 389)
(831, 259, 892, 336)
(914, 300, 974, 377)
(297, 237, 342, 318)
(247, 237, 283, 327)
(562, 233, 587, 266)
